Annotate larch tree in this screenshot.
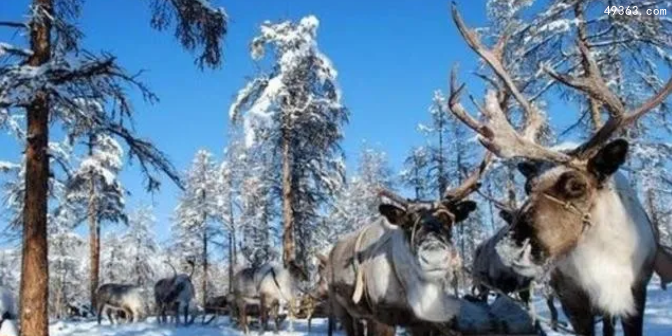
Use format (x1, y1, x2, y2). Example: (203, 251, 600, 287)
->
(173, 149, 220, 307)
(400, 146, 430, 199)
(237, 147, 278, 267)
(48, 203, 86, 319)
(120, 204, 159, 297)
(66, 134, 126, 309)
(229, 15, 348, 268)
(0, 0, 227, 333)
(323, 146, 394, 250)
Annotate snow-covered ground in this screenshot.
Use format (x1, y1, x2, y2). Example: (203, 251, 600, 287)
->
(50, 279, 672, 336)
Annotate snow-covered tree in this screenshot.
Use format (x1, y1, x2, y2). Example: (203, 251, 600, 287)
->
(121, 204, 159, 289)
(400, 147, 430, 199)
(66, 134, 126, 308)
(230, 15, 348, 268)
(322, 146, 394, 250)
(48, 206, 86, 319)
(1, 0, 227, 333)
(173, 149, 220, 306)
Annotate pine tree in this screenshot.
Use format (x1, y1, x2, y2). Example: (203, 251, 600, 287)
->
(1, 1, 227, 333)
(230, 15, 348, 268)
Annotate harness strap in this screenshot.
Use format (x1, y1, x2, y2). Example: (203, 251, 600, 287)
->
(541, 193, 593, 232)
(351, 226, 370, 304)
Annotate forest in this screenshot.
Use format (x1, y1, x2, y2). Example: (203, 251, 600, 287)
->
(1, 0, 672, 336)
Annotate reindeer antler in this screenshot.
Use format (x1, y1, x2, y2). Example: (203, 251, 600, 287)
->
(443, 151, 493, 203)
(450, 4, 572, 165)
(544, 3, 672, 160)
(450, 2, 672, 167)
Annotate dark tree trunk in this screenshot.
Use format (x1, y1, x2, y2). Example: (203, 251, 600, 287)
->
(87, 135, 101, 310)
(202, 231, 208, 308)
(281, 126, 295, 267)
(228, 232, 234, 293)
(20, 1, 52, 335)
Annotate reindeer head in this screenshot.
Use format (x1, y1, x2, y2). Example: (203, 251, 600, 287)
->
(378, 154, 489, 281)
(449, 3, 672, 278)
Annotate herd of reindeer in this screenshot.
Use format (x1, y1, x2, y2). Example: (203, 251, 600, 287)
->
(4, 5, 672, 336)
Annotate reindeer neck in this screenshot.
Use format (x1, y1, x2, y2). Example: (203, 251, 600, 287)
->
(557, 172, 656, 317)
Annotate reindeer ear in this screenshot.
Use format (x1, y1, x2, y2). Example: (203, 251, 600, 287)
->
(379, 204, 406, 225)
(451, 200, 477, 223)
(517, 161, 539, 179)
(588, 139, 628, 181)
(499, 209, 514, 225)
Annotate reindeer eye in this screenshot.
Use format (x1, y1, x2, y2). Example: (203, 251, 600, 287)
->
(434, 210, 454, 226)
(557, 172, 587, 198)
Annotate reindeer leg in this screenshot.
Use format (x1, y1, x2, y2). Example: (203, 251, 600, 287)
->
(96, 304, 104, 325)
(260, 295, 269, 332)
(602, 314, 615, 336)
(272, 300, 281, 334)
(340, 313, 357, 336)
(546, 295, 559, 331)
(106, 308, 115, 325)
(621, 282, 647, 336)
(183, 302, 189, 326)
(237, 299, 249, 334)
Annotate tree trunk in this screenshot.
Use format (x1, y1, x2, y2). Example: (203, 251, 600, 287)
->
(281, 126, 295, 267)
(20, 1, 52, 335)
(202, 231, 208, 308)
(88, 136, 100, 310)
(437, 118, 446, 197)
(228, 232, 234, 293)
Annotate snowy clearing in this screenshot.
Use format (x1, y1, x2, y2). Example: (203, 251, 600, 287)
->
(50, 280, 672, 336)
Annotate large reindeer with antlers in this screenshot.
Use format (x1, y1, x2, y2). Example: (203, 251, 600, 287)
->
(327, 155, 491, 336)
(449, 3, 672, 335)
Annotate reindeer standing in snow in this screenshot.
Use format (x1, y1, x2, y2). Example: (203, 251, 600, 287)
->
(327, 155, 506, 336)
(154, 260, 196, 325)
(448, 4, 672, 335)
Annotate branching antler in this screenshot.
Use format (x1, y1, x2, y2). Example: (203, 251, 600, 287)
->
(450, 2, 672, 168)
(546, 36, 672, 159)
(449, 67, 571, 164)
(450, 3, 572, 165)
(443, 151, 493, 203)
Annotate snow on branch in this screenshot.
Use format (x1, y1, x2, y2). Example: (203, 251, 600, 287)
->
(0, 42, 33, 58)
(149, 0, 228, 68)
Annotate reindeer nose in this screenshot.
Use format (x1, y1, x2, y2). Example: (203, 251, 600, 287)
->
(420, 248, 448, 265)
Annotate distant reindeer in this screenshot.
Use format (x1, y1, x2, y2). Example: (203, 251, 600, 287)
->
(327, 154, 489, 336)
(295, 254, 330, 332)
(0, 287, 18, 336)
(232, 260, 309, 334)
(95, 284, 146, 324)
(154, 260, 196, 325)
(448, 4, 672, 335)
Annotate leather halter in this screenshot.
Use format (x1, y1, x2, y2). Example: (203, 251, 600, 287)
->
(540, 193, 593, 233)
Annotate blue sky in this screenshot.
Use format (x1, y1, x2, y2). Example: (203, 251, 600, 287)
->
(0, 0, 575, 244)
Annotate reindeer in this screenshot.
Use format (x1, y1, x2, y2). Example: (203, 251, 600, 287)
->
(447, 4, 672, 335)
(295, 254, 331, 332)
(154, 260, 196, 325)
(232, 260, 309, 334)
(327, 155, 490, 336)
(95, 284, 146, 324)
